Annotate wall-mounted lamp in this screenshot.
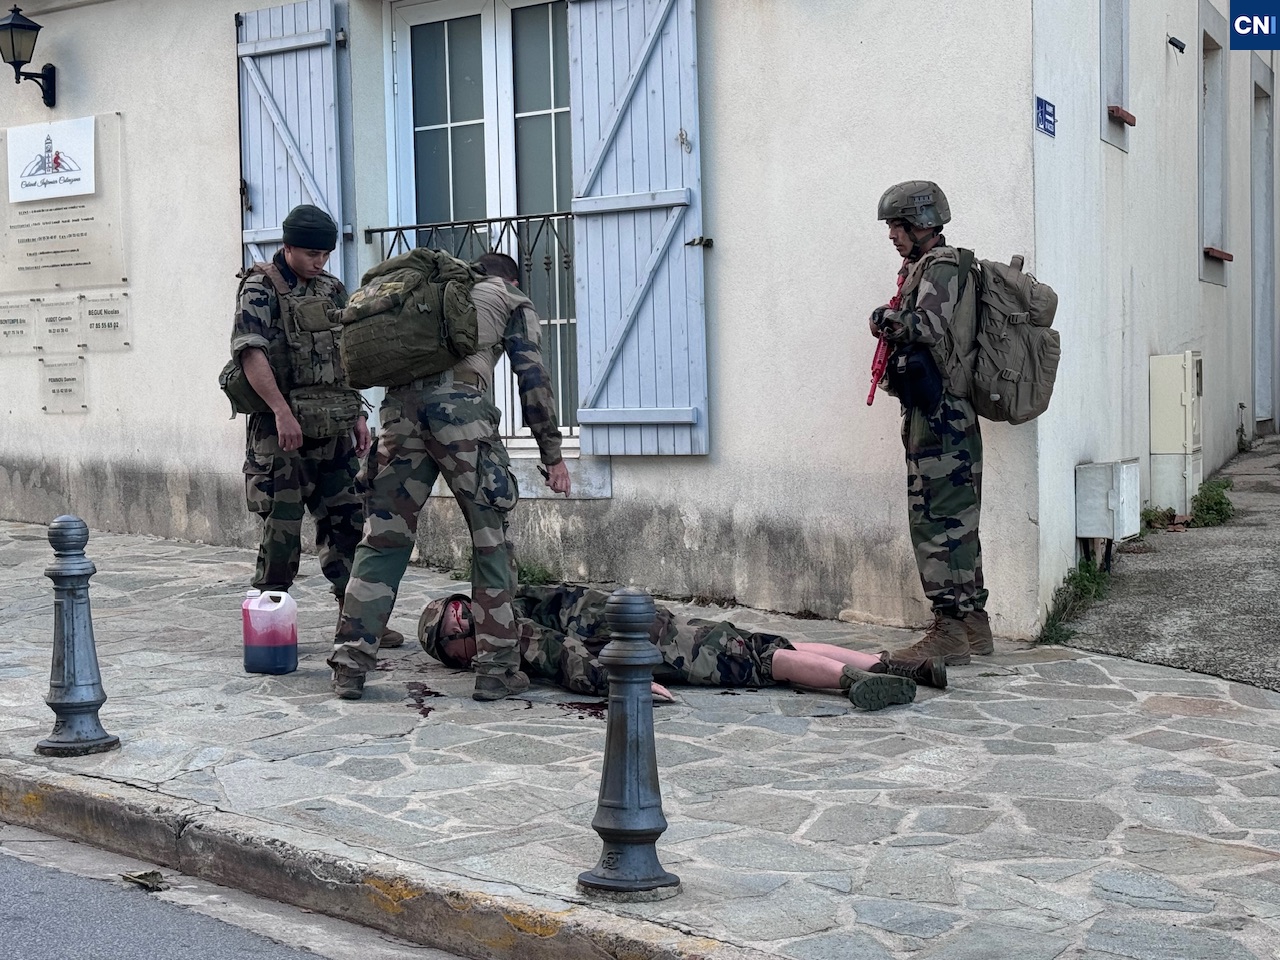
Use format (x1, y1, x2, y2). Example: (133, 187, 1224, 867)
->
(0, 6, 56, 108)
(1168, 35, 1187, 54)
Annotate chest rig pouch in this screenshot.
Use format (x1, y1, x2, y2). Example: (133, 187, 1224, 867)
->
(258, 263, 363, 439)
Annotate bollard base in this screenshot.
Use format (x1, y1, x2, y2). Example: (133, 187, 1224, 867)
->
(576, 878, 682, 902)
(36, 734, 120, 757)
(577, 840, 680, 899)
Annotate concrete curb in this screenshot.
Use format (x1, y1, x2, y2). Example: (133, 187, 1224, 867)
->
(0, 760, 771, 960)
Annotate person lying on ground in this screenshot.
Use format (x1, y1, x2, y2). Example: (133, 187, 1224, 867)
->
(416, 583, 946, 711)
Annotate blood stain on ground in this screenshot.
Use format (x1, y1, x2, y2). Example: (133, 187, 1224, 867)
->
(557, 700, 608, 720)
(405, 681, 445, 718)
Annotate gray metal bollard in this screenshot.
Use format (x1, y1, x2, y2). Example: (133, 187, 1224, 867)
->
(36, 516, 120, 757)
(578, 587, 680, 900)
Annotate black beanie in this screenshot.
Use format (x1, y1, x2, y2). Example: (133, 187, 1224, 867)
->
(282, 204, 338, 251)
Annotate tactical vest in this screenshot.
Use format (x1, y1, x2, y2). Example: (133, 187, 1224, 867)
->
(244, 262, 362, 439)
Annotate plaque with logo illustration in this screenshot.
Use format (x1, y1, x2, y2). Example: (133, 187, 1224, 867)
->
(0, 114, 126, 293)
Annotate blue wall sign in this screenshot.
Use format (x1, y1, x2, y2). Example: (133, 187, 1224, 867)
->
(1035, 97, 1057, 138)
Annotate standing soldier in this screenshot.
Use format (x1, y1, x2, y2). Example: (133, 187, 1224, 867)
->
(868, 182, 993, 664)
(328, 252, 570, 701)
(225, 204, 403, 648)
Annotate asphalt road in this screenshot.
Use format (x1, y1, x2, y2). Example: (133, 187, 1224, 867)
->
(0, 825, 458, 960)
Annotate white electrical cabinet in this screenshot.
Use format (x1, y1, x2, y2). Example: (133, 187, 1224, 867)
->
(1076, 459, 1141, 540)
(1149, 351, 1203, 514)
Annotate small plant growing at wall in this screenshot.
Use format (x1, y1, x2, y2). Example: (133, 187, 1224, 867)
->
(1140, 505, 1175, 533)
(1190, 478, 1234, 528)
(450, 554, 472, 581)
(1036, 559, 1111, 645)
(517, 559, 558, 585)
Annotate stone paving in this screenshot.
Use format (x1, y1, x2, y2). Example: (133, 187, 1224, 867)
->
(1067, 434, 1280, 692)
(2, 520, 1280, 959)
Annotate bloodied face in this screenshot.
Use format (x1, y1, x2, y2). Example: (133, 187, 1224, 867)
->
(439, 598, 477, 668)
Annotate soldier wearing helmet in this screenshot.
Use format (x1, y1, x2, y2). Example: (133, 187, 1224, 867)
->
(869, 181, 993, 665)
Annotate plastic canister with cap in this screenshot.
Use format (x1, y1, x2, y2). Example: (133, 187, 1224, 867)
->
(242, 589, 299, 675)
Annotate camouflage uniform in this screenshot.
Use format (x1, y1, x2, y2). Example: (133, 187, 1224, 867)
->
(329, 276, 563, 679)
(878, 250, 987, 617)
(420, 584, 795, 696)
(231, 252, 364, 597)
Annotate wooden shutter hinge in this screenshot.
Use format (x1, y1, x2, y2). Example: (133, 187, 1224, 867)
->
(685, 236, 713, 248)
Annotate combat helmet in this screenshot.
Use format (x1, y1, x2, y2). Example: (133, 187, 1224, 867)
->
(418, 593, 475, 668)
(877, 181, 951, 229)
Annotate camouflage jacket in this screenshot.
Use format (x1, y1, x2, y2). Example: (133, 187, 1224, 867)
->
(511, 584, 792, 694)
(878, 246, 960, 348)
(464, 278, 563, 466)
(877, 245, 975, 400)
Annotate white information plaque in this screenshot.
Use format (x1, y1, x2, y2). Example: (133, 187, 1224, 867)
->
(40, 356, 86, 413)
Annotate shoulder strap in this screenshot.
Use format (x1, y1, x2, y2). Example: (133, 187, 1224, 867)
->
(955, 247, 975, 300)
(257, 261, 293, 296)
(239, 261, 292, 297)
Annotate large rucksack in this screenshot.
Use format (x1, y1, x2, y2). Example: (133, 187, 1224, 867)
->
(955, 249, 1061, 425)
(338, 248, 484, 389)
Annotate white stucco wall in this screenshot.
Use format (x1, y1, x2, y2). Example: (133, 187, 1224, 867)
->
(1032, 0, 1273, 616)
(14, 0, 1263, 636)
(0, 0, 388, 541)
(598, 0, 1040, 632)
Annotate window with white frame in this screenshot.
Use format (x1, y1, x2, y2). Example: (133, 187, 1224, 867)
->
(391, 0, 577, 444)
(388, 0, 711, 458)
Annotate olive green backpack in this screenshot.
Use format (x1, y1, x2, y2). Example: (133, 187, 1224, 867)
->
(954, 250, 1061, 425)
(338, 248, 484, 389)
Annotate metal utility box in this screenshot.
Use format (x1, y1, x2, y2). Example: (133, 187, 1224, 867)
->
(1150, 351, 1203, 454)
(1150, 351, 1203, 514)
(1076, 459, 1141, 540)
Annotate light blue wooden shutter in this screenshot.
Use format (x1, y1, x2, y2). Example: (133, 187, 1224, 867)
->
(568, 0, 708, 455)
(237, 0, 347, 285)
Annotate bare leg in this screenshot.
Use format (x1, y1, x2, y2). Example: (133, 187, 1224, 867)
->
(773, 649, 861, 688)
(790, 642, 882, 671)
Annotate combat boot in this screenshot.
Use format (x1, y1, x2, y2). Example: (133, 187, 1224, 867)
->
(839, 665, 917, 711)
(964, 610, 994, 657)
(875, 652, 948, 690)
(473, 670, 531, 702)
(890, 613, 971, 665)
(331, 665, 366, 701)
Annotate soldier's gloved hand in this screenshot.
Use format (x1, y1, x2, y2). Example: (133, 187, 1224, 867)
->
(869, 306, 890, 337)
(276, 410, 304, 452)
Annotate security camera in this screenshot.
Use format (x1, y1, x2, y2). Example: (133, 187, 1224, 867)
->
(1168, 36, 1186, 53)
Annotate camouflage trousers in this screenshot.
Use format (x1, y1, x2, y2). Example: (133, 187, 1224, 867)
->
(244, 422, 363, 598)
(901, 394, 988, 616)
(329, 384, 520, 676)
